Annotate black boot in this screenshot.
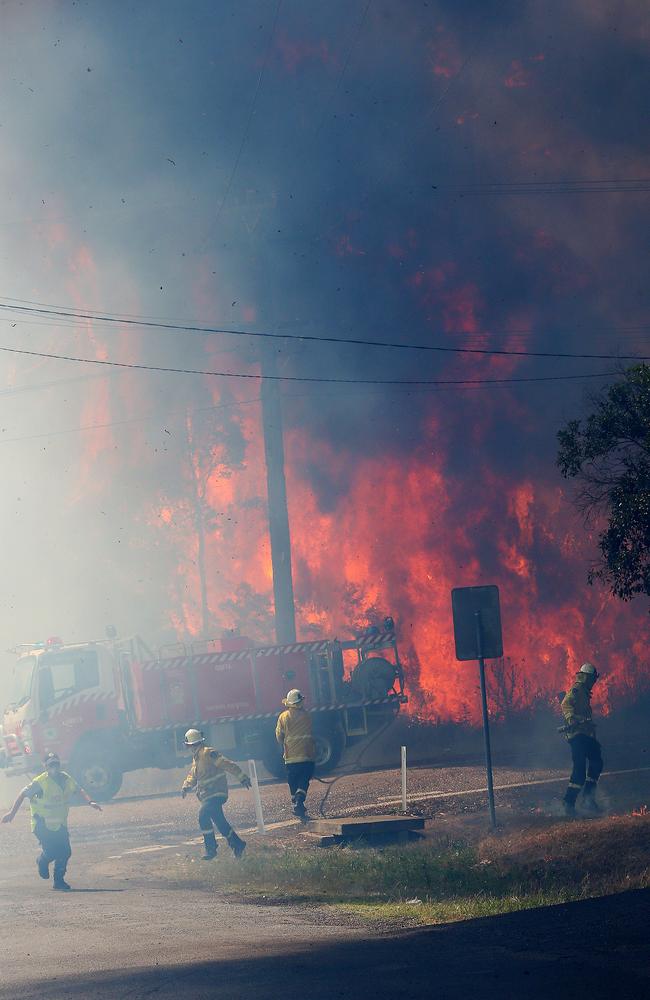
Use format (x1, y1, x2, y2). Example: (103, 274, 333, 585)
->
(582, 782, 602, 814)
(227, 831, 246, 859)
(37, 853, 50, 880)
(563, 786, 579, 818)
(53, 863, 71, 891)
(201, 833, 217, 860)
(294, 791, 308, 823)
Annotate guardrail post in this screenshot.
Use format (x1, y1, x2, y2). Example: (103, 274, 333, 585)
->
(401, 745, 408, 813)
(248, 759, 266, 833)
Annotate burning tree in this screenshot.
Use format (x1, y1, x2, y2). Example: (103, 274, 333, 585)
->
(557, 365, 650, 603)
(155, 388, 250, 638)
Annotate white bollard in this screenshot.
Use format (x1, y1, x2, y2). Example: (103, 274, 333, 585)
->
(248, 759, 266, 833)
(401, 745, 407, 813)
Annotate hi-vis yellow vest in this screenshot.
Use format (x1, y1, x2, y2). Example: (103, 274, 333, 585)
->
(29, 771, 78, 832)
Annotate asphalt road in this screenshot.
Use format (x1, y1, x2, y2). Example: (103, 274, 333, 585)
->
(1, 763, 649, 999)
(0, 759, 575, 854)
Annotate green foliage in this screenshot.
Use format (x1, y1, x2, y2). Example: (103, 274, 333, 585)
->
(557, 364, 650, 602)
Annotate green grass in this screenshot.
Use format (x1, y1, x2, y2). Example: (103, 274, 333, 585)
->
(342, 889, 577, 926)
(155, 814, 650, 927)
(168, 840, 501, 902)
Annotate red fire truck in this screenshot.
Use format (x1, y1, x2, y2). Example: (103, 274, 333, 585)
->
(2, 628, 406, 800)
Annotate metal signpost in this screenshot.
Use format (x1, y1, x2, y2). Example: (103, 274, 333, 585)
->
(451, 585, 503, 829)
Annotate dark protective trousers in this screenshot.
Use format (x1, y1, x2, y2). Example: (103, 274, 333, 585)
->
(198, 796, 234, 839)
(564, 734, 603, 805)
(33, 817, 72, 879)
(197, 796, 246, 857)
(286, 761, 315, 808)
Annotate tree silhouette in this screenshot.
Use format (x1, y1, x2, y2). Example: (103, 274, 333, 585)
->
(557, 364, 650, 602)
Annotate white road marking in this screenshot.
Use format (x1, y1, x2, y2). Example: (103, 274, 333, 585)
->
(106, 818, 300, 860)
(103, 766, 650, 859)
(369, 765, 650, 810)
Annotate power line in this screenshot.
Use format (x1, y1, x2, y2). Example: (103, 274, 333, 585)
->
(0, 342, 619, 386)
(1, 299, 648, 361)
(0, 395, 264, 447)
(436, 178, 650, 195)
(0, 369, 626, 447)
(0, 372, 111, 397)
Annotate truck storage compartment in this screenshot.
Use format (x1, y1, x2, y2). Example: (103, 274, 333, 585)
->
(128, 654, 258, 728)
(253, 650, 312, 710)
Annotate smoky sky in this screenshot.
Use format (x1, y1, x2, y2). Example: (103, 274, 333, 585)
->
(0, 0, 649, 666)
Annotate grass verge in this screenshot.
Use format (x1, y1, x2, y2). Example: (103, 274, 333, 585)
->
(153, 813, 650, 927)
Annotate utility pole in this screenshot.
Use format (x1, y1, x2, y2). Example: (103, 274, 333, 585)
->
(260, 345, 296, 643)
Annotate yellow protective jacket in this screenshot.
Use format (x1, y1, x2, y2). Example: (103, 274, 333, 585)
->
(275, 705, 316, 764)
(27, 771, 79, 832)
(182, 747, 247, 802)
(561, 674, 596, 740)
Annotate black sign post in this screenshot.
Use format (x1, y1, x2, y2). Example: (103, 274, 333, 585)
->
(451, 585, 503, 829)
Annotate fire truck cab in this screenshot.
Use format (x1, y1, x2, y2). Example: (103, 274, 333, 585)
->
(2, 637, 136, 798)
(2, 629, 406, 801)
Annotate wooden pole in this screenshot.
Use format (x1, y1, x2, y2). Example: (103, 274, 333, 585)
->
(260, 346, 296, 644)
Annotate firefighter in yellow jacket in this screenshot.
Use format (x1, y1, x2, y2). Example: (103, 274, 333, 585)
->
(560, 663, 604, 816)
(181, 729, 251, 859)
(275, 689, 316, 821)
(1, 751, 102, 890)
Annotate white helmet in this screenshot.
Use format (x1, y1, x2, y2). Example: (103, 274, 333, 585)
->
(284, 689, 303, 706)
(183, 728, 204, 746)
(579, 662, 598, 678)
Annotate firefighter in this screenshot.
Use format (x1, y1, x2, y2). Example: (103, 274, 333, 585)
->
(181, 729, 251, 860)
(560, 662, 604, 816)
(1, 751, 102, 890)
(275, 689, 316, 822)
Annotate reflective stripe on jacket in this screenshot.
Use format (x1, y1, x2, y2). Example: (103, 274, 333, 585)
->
(275, 706, 316, 764)
(561, 674, 596, 740)
(182, 747, 247, 802)
(28, 771, 79, 832)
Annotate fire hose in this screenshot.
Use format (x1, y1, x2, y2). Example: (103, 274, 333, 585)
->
(313, 715, 398, 819)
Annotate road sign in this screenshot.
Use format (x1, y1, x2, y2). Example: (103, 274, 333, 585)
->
(450, 584, 504, 829)
(451, 585, 503, 661)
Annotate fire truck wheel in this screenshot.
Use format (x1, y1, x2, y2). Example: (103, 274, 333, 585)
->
(71, 752, 123, 802)
(313, 727, 344, 774)
(261, 752, 286, 780)
(261, 742, 286, 780)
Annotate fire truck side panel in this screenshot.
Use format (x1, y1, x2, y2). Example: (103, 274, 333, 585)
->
(194, 656, 257, 718)
(252, 651, 313, 712)
(128, 654, 258, 729)
(129, 660, 194, 727)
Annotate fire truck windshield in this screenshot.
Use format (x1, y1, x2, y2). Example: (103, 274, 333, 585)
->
(37, 650, 100, 710)
(6, 656, 37, 710)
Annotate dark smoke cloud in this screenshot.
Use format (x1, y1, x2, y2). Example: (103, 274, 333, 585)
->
(0, 2, 648, 692)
